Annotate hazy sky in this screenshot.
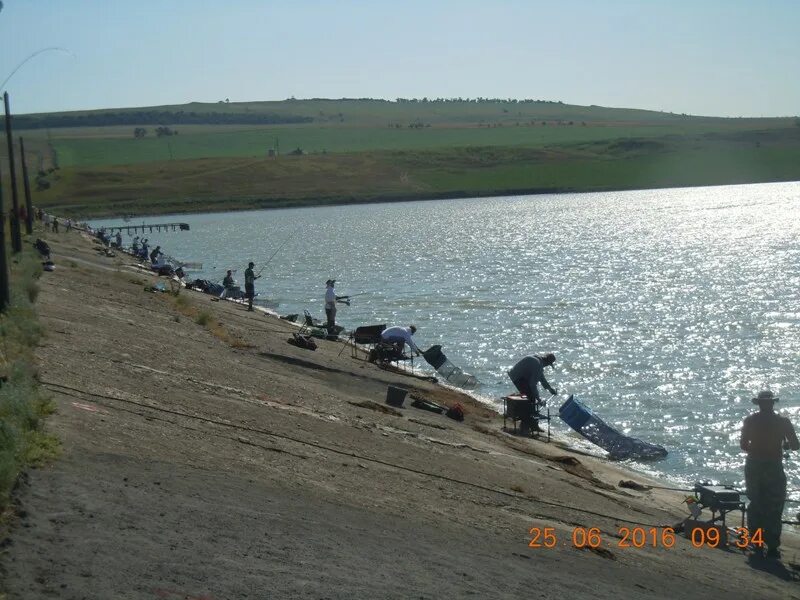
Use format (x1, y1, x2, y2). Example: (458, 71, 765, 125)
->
(1, 0, 798, 117)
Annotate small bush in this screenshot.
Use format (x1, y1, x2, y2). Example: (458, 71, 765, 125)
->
(195, 311, 212, 326)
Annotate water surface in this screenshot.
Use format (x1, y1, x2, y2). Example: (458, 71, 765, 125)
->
(94, 182, 800, 505)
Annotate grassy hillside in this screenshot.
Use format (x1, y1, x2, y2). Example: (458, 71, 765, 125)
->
(46, 122, 784, 169)
(17, 97, 744, 126)
(3, 98, 798, 217)
(31, 128, 800, 218)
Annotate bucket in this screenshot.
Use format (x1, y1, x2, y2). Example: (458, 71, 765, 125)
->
(386, 385, 408, 408)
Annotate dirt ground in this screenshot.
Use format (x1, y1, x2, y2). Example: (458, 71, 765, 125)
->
(1, 229, 798, 599)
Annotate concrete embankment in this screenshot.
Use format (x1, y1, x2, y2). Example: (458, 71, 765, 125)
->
(2, 228, 798, 599)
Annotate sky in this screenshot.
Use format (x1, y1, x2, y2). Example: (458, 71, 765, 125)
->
(0, 0, 798, 117)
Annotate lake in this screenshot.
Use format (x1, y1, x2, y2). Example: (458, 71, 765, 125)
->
(93, 181, 800, 505)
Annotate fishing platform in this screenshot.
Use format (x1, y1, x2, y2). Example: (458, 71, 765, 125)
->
(105, 222, 190, 235)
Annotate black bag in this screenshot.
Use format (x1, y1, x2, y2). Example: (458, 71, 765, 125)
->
(288, 333, 317, 351)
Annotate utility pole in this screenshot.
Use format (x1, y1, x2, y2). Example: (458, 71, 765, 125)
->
(0, 167, 10, 312)
(3, 92, 22, 253)
(19, 137, 34, 235)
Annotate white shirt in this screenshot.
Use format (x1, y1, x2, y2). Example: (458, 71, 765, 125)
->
(381, 326, 420, 352)
(325, 286, 336, 308)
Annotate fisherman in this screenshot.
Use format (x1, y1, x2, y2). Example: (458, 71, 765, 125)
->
(150, 245, 161, 264)
(132, 236, 140, 253)
(140, 239, 150, 260)
(244, 262, 260, 311)
(115, 231, 123, 248)
(739, 390, 799, 559)
(507, 353, 558, 434)
(380, 325, 421, 356)
(220, 270, 236, 299)
(324, 279, 345, 333)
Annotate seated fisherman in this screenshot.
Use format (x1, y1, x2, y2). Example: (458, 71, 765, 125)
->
(150, 245, 162, 264)
(380, 325, 421, 357)
(507, 353, 558, 434)
(220, 270, 237, 299)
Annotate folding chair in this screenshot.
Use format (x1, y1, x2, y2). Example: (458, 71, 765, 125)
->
(301, 309, 344, 340)
(502, 395, 551, 442)
(299, 310, 324, 335)
(372, 340, 415, 371)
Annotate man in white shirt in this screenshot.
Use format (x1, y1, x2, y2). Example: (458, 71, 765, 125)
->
(324, 279, 343, 333)
(380, 325, 421, 356)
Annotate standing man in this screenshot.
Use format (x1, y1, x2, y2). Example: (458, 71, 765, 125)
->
(324, 279, 343, 333)
(507, 353, 558, 434)
(740, 390, 799, 559)
(244, 262, 260, 311)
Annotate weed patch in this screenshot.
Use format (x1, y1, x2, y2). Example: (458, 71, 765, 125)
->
(0, 246, 59, 509)
(195, 311, 213, 326)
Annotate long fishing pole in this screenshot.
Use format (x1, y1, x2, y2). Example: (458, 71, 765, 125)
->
(257, 226, 301, 276)
(337, 292, 368, 300)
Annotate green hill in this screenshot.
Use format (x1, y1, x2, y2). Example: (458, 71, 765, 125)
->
(3, 98, 799, 217)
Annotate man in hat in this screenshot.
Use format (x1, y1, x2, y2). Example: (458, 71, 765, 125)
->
(380, 325, 421, 356)
(244, 262, 260, 311)
(740, 390, 799, 558)
(507, 353, 558, 434)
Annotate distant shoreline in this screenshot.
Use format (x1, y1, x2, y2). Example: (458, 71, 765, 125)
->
(77, 177, 800, 220)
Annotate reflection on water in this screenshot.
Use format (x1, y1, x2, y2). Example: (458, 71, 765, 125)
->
(94, 181, 800, 503)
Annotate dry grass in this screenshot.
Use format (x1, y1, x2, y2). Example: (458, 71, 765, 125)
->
(168, 294, 255, 349)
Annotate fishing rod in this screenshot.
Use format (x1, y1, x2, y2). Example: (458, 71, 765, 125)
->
(257, 226, 302, 277)
(336, 292, 368, 300)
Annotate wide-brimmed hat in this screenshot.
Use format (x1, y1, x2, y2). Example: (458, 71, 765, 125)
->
(752, 390, 779, 404)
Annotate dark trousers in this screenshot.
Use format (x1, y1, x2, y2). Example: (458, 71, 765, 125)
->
(245, 284, 255, 309)
(325, 305, 336, 332)
(745, 458, 787, 551)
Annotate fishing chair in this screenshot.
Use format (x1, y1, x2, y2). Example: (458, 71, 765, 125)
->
(301, 310, 344, 340)
(502, 395, 551, 442)
(299, 310, 325, 335)
(371, 340, 415, 371)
